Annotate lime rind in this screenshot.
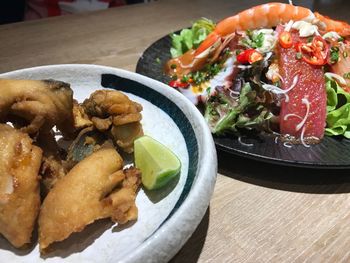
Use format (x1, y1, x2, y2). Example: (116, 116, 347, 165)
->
(134, 136, 181, 190)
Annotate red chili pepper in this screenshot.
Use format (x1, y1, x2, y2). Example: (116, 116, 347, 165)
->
(168, 79, 189, 88)
(279, 31, 293, 48)
(312, 36, 329, 60)
(237, 49, 263, 64)
(295, 37, 329, 66)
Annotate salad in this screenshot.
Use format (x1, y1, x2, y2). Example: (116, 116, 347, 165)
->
(164, 3, 350, 146)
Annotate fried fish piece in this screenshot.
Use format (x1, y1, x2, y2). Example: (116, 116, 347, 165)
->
(36, 131, 67, 196)
(72, 100, 93, 129)
(0, 124, 42, 248)
(81, 90, 143, 153)
(38, 147, 141, 252)
(0, 79, 74, 137)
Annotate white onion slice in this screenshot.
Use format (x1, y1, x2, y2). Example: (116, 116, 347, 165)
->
(284, 20, 294, 32)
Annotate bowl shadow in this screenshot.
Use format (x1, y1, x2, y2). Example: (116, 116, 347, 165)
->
(41, 219, 114, 259)
(170, 207, 210, 263)
(218, 149, 350, 194)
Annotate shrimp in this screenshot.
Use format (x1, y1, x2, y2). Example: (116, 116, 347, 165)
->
(315, 12, 350, 36)
(166, 2, 350, 77)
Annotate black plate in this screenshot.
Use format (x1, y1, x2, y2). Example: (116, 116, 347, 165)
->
(136, 33, 350, 169)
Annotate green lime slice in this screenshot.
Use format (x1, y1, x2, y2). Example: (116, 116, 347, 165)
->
(134, 135, 181, 190)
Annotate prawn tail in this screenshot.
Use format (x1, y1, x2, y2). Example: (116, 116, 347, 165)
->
(315, 12, 350, 37)
(194, 32, 221, 56)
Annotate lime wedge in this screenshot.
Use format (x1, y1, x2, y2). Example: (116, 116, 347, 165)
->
(134, 135, 181, 190)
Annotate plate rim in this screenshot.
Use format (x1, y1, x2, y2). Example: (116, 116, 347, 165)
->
(0, 64, 218, 263)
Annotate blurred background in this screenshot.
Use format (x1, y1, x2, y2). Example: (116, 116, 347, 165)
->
(0, 0, 155, 25)
(0, 0, 348, 25)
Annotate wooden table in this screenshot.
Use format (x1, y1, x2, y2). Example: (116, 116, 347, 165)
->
(1, 0, 350, 262)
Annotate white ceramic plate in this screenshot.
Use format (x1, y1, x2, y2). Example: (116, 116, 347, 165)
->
(0, 64, 217, 263)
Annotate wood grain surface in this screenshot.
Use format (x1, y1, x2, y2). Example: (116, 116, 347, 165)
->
(1, 0, 350, 262)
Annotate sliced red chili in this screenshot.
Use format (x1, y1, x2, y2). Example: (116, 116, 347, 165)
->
(312, 36, 329, 60)
(279, 31, 293, 48)
(236, 50, 250, 63)
(168, 79, 189, 88)
(237, 49, 263, 64)
(248, 50, 263, 63)
(295, 41, 327, 66)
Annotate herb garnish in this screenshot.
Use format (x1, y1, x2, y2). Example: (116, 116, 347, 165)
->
(330, 46, 340, 64)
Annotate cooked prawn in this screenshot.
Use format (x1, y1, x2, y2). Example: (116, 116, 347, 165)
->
(201, 3, 350, 55)
(315, 12, 350, 36)
(166, 2, 350, 77)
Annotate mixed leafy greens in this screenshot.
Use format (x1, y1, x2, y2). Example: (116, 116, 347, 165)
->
(168, 18, 350, 141)
(325, 78, 350, 138)
(170, 18, 216, 58)
(204, 59, 278, 135)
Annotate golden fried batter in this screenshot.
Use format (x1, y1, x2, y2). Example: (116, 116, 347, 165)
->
(38, 147, 141, 252)
(72, 100, 93, 129)
(110, 122, 143, 152)
(81, 90, 144, 153)
(0, 79, 74, 136)
(103, 167, 141, 224)
(0, 124, 42, 248)
(36, 131, 67, 196)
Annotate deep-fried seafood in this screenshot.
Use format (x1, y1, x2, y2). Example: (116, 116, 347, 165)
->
(72, 100, 93, 129)
(111, 122, 143, 152)
(101, 167, 141, 224)
(0, 79, 74, 136)
(38, 147, 141, 252)
(0, 124, 42, 248)
(36, 131, 67, 195)
(65, 126, 108, 169)
(81, 90, 144, 153)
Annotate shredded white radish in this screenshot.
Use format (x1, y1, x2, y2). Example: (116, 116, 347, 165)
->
(325, 72, 347, 86)
(266, 63, 284, 83)
(300, 126, 310, 148)
(238, 136, 254, 147)
(296, 97, 310, 131)
(283, 142, 293, 148)
(229, 90, 240, 98)
(237, 65, 252, 69)
(283, 113, 303, 121)
(262, 75, 299, 102)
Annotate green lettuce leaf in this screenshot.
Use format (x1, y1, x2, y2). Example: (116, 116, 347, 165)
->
(325, 78, 350, 138)
(204, 81, 276, 135)
(170, 18, 215, 58)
